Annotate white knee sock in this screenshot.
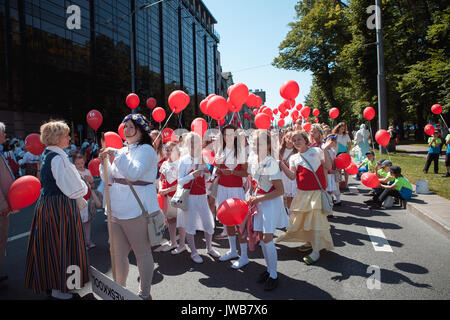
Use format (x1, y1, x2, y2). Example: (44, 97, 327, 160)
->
(333, 190, 341, 202)
(309, 250, 320, 261)
(186, 234, 197, 255)
(227, 235, 237, 254)
(260, 241, 268, 272)
(239, 242, 248, 260)
(263, 241, 278, 279)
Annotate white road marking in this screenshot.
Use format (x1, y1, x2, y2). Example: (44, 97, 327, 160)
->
(7, 231, 30, 242)
(348, 186, 359, 194)
(365, 227, 393, 252)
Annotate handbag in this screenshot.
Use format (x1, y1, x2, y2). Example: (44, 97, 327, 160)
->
(300, 155, 334, 214)
(125, 179, 166, 246)
(170, 186, 190, 211)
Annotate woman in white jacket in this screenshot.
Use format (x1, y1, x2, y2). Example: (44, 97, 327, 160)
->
(176, 132, 221, 264)
(99, 113, 158, 300)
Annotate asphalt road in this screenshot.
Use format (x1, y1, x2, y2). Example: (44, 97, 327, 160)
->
(1, 176, 449, 300)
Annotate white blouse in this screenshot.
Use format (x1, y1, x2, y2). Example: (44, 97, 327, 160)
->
(18, 152, 40, 165)
(248, 155, 282, 193)
(289, 147, 325, 173)
(177, 154, 209, 188)
(47, 146, 88, 199)
(160, 160, 179, 184)
(100, 143, 159, 220)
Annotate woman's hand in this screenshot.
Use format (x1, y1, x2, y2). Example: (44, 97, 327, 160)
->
(99, 148, 115, 163)
(247, 196, 261, 206)
(192, 170, 203, 178)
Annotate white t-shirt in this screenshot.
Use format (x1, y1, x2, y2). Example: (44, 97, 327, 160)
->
(289, 147, 325, 173)
(337, 134, 351, 147)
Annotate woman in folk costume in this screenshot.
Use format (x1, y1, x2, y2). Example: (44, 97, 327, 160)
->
(353, 124, 371, 164)
(323, 134, 342, 208)
(247, 130, 290, 291)
(176, 132, 221, 264)
(277, 130, 334, 265)
(25, 120, 89, 299)
(99, 113, 158, 300)
(279, 131, 297, 213)
(215, 125, 249, 269)
(158, 141, 186, 254)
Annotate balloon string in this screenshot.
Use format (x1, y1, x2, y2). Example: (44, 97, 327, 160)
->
(440, 114, 448, 129)
(154, 110, 175, 146)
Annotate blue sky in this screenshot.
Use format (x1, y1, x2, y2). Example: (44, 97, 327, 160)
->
(203, 0, 313, 110)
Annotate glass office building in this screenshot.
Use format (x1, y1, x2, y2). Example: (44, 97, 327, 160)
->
(0, 0, 222, 137)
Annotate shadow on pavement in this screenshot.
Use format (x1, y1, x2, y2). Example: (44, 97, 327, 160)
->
(329, 225, 403, 249)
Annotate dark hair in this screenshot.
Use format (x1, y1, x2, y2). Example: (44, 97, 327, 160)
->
(73, 153, 86, 162)
(129, 118, 153, 146)
(390, 165, 402, 177)
(221, 124, 238, 157)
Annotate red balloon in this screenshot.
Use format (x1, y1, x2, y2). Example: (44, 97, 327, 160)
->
(361, 172, 380, 188)
(278, 103, 286, 114)
(25, 134, 45, 155)
(314, 118, 319, 123)
(217, 117, 226, 126)
(291, 110, 299, 120)
(168, 90, 190, 114)
(295, 103, 303, 111)
(207, 96, 228, 120)
(363, 107, 375, 121)
(255, 113, 271, 130)
(8, 175, 41, 211)
(217, 198, 249, 226)
(227, 84, 235, 97)
(302, 122, 312, 132)
(329, 107, 339, 119)
(345, 162, 358, 175)
(104, 132, 123, 150)
(86, 109, 103, 131)
(300, 106, 311, 118)
(152, 107, 166, 123)
(126, 93, 140, 109)
(191, 118, 208, 137)
(229, 83, 249, 108)
(280, 80, 299, 100)
(200, 99, 209, 115)
(88, 158, 101, 177)
(273, 109, 278, 115)
(424, 124, 435, 136)
(157, 193, 164, 210)
(255, 95, 262, 108)
(118, 123, 125, 140)
(262, 108, 272, 117)
(278, 119, 285, 127)
(227, 98, 242, 113)
(431, 104, 443, 115)
(253, 109, 258, 116)
(162, 128, 175, 143)
(313, 108, 320, 117)
(146, 97, 157, 109)
(202, 148, 215, 165)
(335, 153, 351, 169)
(375, 129, 390, 147)
(246, 93, 258, 108)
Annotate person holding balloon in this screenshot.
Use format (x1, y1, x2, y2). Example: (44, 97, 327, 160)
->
(99, 113, 159, 300)
(214, 125, 249, 269)
(0, 122, 17, 284)
(247, 130, 289, 291)
(277, 130, 334, 265)
(356, 151, 377, 180)
(332, 123, 352, 188)
(423, 131, 442, 174)
(176, 132, 221, 264)
(25, 120, 90, 299)
(158, 141, 186, 254)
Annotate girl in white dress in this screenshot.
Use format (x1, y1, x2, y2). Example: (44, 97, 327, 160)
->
(279, 131, 297, 212)
(176, 132, 221, 264)
(158, 142, 186, 253)
(215, 125, 249, 269)
(247, 130, 290, 291)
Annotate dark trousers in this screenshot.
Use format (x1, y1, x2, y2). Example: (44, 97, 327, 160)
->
(424, 153, 440, 173)
(375, 189, 401, 204)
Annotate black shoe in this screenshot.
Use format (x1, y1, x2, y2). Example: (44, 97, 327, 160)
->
(327, 214, 335, 219)
(257, 271, 270, 284)
(369, 203, 382, 209)
(81, 293, 97, 300)
(264, 277, 279, 291)
(334, 201, 342, 206)
(364, 199, 376, 204)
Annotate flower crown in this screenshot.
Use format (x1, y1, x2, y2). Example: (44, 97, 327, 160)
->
(122, 113, 152, 135)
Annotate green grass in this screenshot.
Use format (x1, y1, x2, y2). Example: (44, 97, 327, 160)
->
(373, 150, 450, 200)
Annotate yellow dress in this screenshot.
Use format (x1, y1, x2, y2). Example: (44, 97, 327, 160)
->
(276, 189, 334, 252)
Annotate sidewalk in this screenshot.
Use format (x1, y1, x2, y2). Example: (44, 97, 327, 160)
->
(396, 145, 446, 162)
(350, 175, 450, 240)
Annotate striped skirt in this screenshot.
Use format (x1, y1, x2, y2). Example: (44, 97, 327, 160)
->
(25, 195, 90, 293)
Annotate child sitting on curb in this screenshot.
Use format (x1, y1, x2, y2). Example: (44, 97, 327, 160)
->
(356, 151, 376, 180)
(368, 165, 413, 209)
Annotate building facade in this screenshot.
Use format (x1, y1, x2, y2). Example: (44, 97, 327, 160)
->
(0, 0, 223, 138)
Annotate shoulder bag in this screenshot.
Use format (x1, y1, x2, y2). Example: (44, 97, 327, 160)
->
(170, 164, 199, 210)
(125, 180, 166, 246)
(300, 155, 333, 214)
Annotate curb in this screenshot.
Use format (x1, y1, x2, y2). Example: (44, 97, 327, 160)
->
(406, 202, 450, 241)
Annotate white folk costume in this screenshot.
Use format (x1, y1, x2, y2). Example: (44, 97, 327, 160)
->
(281, 148, 297, 197)
(276, 147, 334, 252)
(249, 155, 290, 234)
(176, 154, 214, 235)
(325, 148, 338, 192)
(159, 159, 179, 219)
